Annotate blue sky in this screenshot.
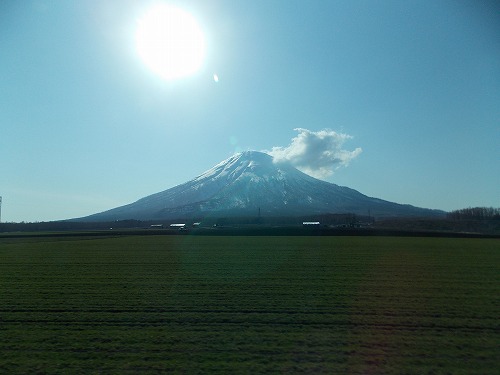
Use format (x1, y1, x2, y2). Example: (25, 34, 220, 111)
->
(1, 0, 499, 222)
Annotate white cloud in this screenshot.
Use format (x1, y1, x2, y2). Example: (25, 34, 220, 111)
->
(267, 128, 362, 179)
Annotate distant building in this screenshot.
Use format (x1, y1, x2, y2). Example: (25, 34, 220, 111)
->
(302, 221, 320, 227)
(150, 224, 164, 229)
(170, 223, 186, 230)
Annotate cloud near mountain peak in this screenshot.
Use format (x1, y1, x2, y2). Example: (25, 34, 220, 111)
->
(266, 128, 362, 179)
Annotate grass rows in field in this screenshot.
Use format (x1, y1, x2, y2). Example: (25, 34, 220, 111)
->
(1, 235, 498, 374)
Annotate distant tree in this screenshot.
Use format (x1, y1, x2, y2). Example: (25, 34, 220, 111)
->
(448, 207, 500, 220)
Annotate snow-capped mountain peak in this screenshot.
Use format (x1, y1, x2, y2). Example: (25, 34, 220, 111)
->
(79, 151, 443, 221)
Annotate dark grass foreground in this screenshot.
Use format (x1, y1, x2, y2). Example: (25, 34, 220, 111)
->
(0, 235, 498, 374)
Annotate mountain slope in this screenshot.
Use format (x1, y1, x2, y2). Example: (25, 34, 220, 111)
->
(79, 151, 443, 221)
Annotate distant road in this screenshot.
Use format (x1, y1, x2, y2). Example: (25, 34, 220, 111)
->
(1, 227, 498, 239)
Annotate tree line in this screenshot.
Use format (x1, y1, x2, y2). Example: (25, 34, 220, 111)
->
(447, 207, 500, 220)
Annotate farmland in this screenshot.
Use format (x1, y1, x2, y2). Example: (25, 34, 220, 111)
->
(0, 235, 498, 374)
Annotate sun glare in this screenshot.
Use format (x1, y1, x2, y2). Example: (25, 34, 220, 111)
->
(135, 3, 206, 80)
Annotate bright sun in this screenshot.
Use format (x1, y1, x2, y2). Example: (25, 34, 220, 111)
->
(135, 3, 206, 80)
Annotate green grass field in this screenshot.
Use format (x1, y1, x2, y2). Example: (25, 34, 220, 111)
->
(0, 235, 498, 374)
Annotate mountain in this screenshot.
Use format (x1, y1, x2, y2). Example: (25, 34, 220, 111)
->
(78, 151, 444, 221)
